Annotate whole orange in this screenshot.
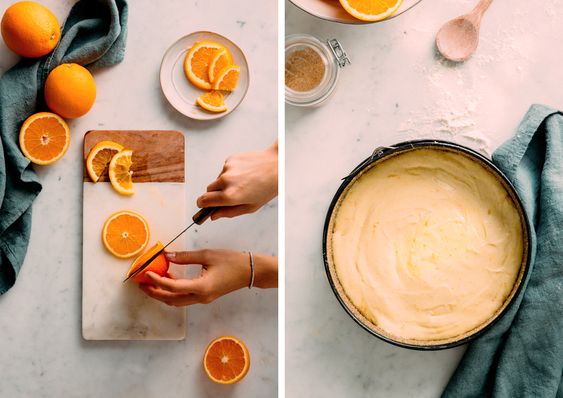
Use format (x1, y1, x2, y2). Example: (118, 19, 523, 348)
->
(44, 63, 96, 118)
(1, 1, 60, 58)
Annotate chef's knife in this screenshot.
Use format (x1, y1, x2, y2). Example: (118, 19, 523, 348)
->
(123, 206, 217, 283)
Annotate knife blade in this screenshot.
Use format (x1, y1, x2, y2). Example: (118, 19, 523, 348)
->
(123, 206, 217, 283)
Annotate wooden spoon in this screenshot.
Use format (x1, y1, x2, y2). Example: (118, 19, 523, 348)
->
(436, 0, 494, 62)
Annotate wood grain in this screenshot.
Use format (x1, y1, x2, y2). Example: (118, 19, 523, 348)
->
(83, 130, 185, 183)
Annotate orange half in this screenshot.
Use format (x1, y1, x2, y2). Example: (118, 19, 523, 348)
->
(203, 336, 250, 384)
(19, 112, 70, 165)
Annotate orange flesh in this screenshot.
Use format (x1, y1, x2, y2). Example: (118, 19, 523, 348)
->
(192, 47, 220, 83)
(127, 242, 164, 276)
(205, 339, 247, 381)
(23, 117, 67, 161)
(216, 68, 239, 91)
(91, 148, 119, 178)
(345, 0, 399, 13)
(105, 214, 147, 256)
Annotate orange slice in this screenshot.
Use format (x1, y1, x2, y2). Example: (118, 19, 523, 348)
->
(126, 241, 169, 284)
(338, 0, 403, 22)
(102, 210, 150, 259)
(86, 141, 124, 182)
(212, 65, 240, 91)
(203, 336, 250, 384)
(184, 41, 227, 90)
(108, 149, 134, 195)
(19, 112, 70, 165)
(196, 90, 227, 113)
(208, 48, 233, 83)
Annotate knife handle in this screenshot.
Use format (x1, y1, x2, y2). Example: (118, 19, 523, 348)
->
(192, 207, 218, 225)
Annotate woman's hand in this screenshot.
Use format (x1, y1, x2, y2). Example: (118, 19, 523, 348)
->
(139, 249, 278, 306)
(197, 142, 278, 220)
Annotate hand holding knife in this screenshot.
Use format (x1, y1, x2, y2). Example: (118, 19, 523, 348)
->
(123, 206, 218, 283)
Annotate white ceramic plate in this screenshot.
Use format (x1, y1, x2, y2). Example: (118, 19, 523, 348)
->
(289, 0, 422, 25)
(160, 31, 249, 120)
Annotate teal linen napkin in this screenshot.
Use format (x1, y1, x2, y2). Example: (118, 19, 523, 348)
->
(0, 0, 128, 295)
(443, 104, 563, 397)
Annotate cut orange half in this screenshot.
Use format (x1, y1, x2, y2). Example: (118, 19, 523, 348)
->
(19, 112, 70, 165)
(108, 149, 134, 195)
(184, 41, 227, 90)
(203, 336, 250, 384)
(338, 0, 403, 22)
(208, 48, 233, 83)
(196, 90, 227, 113)
(86, 141, 124, 182)
(212, 64, 240, 91)
(126, 241, 169, 284)
(102, 210, 150, 259)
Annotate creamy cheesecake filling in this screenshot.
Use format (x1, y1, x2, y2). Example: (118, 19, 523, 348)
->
(331, 148, 524, 341)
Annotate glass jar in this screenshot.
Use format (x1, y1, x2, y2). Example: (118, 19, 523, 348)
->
(285, 34, 350, 107)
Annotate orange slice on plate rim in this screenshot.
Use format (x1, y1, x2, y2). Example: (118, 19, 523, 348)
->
(19, 112, 70, 165)
(102, 210, 150, 259)
(338, 0, 403, 22)
(203, 336, 250, 384)
(86, 140, 124, 182)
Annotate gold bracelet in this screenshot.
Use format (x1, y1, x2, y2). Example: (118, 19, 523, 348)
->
(248, 251, 255, 289)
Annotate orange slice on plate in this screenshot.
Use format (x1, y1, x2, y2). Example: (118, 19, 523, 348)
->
(339, 0, 403, 22)
(203, 336, 250, 384)
(108, 149, 134, 195)
(208, 48, 233, 83)
(102, 210, 150, 259)
(19, 112, 70, 165)
(196, 90, 227, 113)
(212, 64, 240, 91)
(86, 141, 124, 182)
(184, 41, 227, 90)
(126, 241, 169, 284)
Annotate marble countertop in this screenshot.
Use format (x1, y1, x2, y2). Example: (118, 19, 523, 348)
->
(285, 0, 563, 396)
(0, 1, 277, 397)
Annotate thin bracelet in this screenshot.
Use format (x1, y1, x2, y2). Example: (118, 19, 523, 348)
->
(248, 251, 255, 289)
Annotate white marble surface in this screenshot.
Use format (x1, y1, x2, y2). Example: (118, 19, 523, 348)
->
(0, 1, 277, 397)
(286, 0, 563, 397)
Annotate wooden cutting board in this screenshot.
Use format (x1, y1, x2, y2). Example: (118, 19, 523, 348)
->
(82, 130, 187, 340)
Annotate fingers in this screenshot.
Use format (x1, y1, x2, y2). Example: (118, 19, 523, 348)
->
(206, 177, 225, 192)
(164, 250, 210, 265)
(211, 204, 258, 220)
(197, 191, 232, 208)
(145, 271, 204, 294)
(139, 284, 200, 306)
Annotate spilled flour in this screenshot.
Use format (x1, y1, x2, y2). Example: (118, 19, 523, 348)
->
(395, 0, 562, 157)
(397, 57, 492, 156)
